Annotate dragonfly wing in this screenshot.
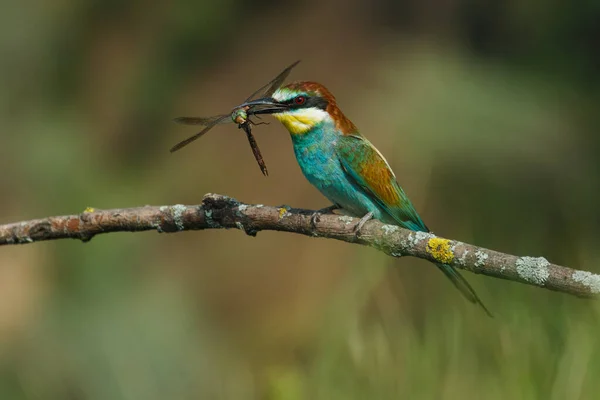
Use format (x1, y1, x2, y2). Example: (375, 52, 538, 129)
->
(244, 60, 300, 102)
(171, 61, 300, 153)
(170, 114, 231, 152)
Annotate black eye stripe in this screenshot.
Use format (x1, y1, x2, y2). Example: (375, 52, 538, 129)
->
(287, 96, 328, 110)
(308, 97, 328, 110)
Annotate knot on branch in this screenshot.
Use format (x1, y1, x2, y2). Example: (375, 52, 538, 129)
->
(201, 193, 258, 236)
(202, 193, 240, 209)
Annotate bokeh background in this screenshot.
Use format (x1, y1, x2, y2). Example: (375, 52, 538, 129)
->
(1, 0, 600, 398)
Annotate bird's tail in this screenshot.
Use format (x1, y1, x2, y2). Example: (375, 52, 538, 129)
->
(435, 262, 493, 317)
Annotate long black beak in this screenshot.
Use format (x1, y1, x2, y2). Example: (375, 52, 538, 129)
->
(236, 98, 289, 115)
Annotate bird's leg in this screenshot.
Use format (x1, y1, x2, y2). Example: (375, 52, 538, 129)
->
(353, 211, 374, 237)
(310, 205, 339, 230)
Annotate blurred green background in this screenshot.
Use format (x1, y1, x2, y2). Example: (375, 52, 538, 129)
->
(1, 0, 599, 398)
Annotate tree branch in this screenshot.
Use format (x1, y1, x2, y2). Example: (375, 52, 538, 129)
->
(1, 193, 599, 298)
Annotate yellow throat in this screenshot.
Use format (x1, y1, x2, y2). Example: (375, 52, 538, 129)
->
(273, 109, 330, 135)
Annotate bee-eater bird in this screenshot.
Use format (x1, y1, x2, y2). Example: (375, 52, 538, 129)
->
(239, 81, 491, 316)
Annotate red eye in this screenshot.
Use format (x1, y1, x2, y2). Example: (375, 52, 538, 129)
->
(294, 96, 306, 105)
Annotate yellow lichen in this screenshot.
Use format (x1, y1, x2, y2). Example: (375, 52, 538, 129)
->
(278, 207, 288, 219)
(83, 207, 95, 213)
(426, 238, 454, 264)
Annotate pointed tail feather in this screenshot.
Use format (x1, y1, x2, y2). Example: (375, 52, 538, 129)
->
(435, 263, 493, 317)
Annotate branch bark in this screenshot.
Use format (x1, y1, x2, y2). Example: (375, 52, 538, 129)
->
(1, 193, 599, 298)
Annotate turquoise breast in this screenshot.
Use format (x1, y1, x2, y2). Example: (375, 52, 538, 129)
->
(290, 123, 385, 221)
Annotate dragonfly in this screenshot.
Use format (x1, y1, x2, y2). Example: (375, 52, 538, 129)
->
(170, 60, 301, 176)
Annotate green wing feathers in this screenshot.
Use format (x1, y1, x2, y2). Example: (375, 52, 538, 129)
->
(335, 134, 428, 232)
(335, 134, 491, 316)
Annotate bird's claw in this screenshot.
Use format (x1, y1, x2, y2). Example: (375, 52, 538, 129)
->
(310, 213, 320, 230)
(310, 205, 339, 231)
(353, 211, 374, 238)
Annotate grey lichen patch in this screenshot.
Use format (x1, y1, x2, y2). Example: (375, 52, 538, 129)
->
(171, 204, 187, 231)
(572, 270, 600, 294)
(10, 224, 33, 243)
(255, 204, 264, 208)
(204, 209, 221, 228)
(16, 235, 33, 244)
(474, 251, 488, 268)
(458, 249, 469, 266)
(150, 220, 164, 233)
(238, 204, 248, 212)
(235, 221, 245, 231)
(381, 224, 399, 235)
(412, 232, 433, 246)
(516, 256, 550, 286)
(400, 233, 413, 250)
(338, 215, 355, 225)
(414, 231, 432, 242)
(159, 206, 169, 213)
(400, 231, 433, 252)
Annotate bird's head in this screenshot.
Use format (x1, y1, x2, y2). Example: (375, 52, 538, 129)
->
(239, 82, 357, 135)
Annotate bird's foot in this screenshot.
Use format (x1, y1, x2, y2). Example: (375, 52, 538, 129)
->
(353, 211, 374, 238)
(310, 205, 339, 231)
